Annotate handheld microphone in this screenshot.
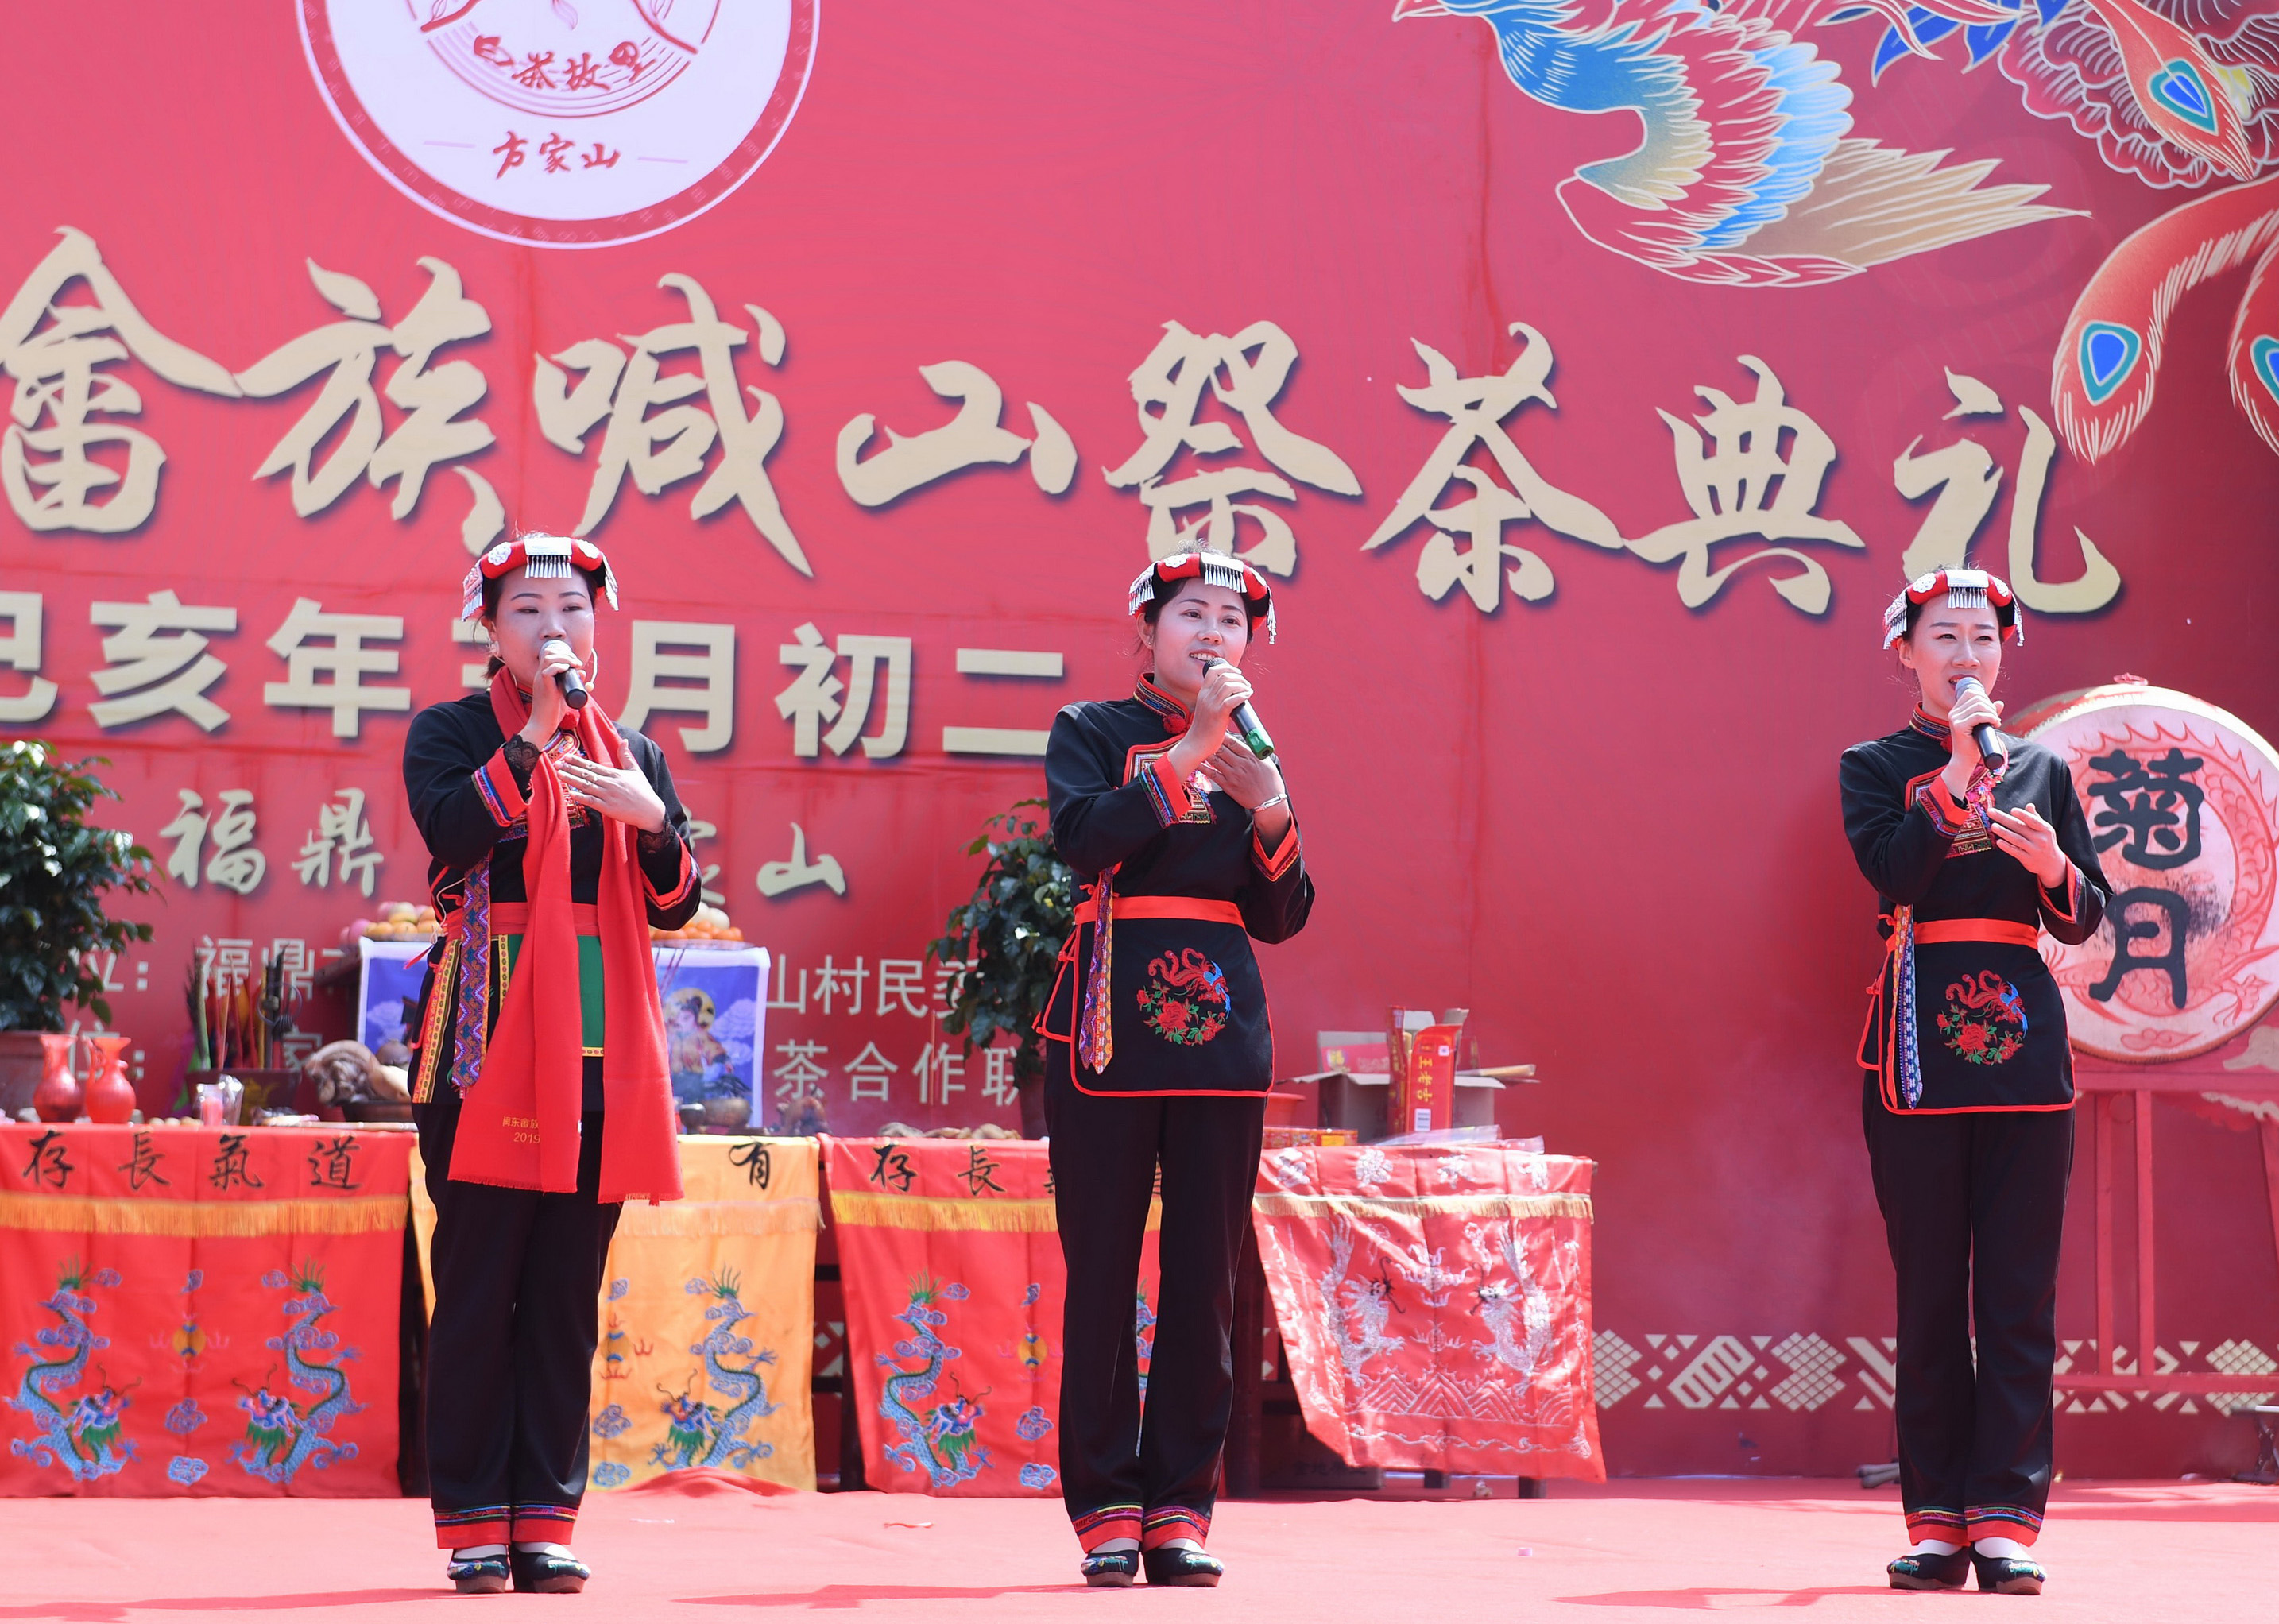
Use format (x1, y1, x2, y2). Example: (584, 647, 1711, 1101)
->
(1953, 675, 2004, 781)
(1198, 655, 1275, 760)
(541, 638, 590, 710)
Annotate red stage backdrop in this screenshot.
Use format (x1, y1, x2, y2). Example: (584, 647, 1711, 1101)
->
(3, 2, 2275, 1476)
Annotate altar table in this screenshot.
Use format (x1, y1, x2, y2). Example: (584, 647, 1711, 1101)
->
(0, 1123, 412, 1496)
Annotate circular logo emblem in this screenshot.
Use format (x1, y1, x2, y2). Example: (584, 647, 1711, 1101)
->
(2024, 682, 2279, 1061)
(299, 0, 817, 248)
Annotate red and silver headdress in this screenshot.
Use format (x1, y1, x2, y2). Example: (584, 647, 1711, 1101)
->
(459, 534, 620, 621)
(1881, 567, 2021, 651)
(1125, 548, 1277, 643)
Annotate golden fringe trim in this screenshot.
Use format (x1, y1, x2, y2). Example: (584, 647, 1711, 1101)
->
(1251, 1192, 1592, 1223)
(614, 1197, 822, 1239)
(828, 1192, 1163, 1233)
(0, 1190, 410, 1237)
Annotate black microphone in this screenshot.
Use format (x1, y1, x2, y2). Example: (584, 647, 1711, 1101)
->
(1953, 675, 2004, 781)
(541, 638, 590, 710)
(1198, 655, 1275, 760)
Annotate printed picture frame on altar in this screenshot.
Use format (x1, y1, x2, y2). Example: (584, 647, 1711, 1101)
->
(356, 938, 769, 1116)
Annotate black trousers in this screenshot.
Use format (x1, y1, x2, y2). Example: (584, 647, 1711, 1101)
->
(417, 1061, 619, 1550)
(1863, 1079, 2073, 1547)
(1046, 1058, 1265, 1552)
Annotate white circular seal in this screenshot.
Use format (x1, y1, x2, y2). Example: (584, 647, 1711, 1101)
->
(2018, 682, 2279, 1062)
(299, 0, 817, 248)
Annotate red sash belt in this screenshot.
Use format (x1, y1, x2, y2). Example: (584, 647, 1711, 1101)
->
(445, 902, 603, 938)
(1910, 918, 2040, 948)
(1071, 896, 1244, 927)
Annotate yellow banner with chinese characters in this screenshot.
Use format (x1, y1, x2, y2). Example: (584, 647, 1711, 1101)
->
(409, 1135, 821, 1493)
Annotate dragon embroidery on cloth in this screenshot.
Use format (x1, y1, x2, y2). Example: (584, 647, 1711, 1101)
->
(8, 1262, 136, 1480)
(1136, 948, 1231, 1046)
(654, 1270, 781, 1471)
(876, 1278, 992, 1488)
(232, 1263, 364, 1484)
(1937, 969, 2031, 1064)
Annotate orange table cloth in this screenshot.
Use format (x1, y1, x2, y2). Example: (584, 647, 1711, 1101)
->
(1253, 1142, 1604, 1480)
(823, 1137, 1160, 1498)
(0, 1122, 412, 1496)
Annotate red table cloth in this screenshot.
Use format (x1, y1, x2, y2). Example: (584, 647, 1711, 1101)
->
(0, 1123, 412, 1496)
(823, 1136, 1160, 1498)
(1253, 1142, 1604, 1480)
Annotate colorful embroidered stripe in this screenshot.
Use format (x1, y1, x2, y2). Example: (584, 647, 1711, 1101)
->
(1072, 1502, 1143, 1551)
(410, 938, 460, 1104)
(474, 748, 528, 827)
(513, 1502, 578, 1534)
(448, 857, 493, 1099)
(1912, 776, 1974, 839)
(1894, 905, 1923, 1108)
(1904, 1506, 1968, 1537)
(647, 841, 698, 908)
(1077, 878, 1116, 1075)
(1252, 818, 1300, 880)
(1143, 753, 1192, 824)
(1965, 1504, 2043, 1540)
(1140, 1506, 1210, 1549)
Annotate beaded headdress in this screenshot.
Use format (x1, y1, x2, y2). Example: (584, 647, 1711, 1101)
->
(1881, 567, 2021, 651)
(1125, 547, 1276, 643)
(460, 534, 620, 621)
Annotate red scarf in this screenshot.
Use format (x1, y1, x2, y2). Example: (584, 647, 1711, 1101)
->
(449, 671, 683, 1204)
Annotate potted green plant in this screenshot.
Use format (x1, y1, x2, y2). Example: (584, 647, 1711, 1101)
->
(0, 742, 157, 1116)
(928, 798, 1076, 1139)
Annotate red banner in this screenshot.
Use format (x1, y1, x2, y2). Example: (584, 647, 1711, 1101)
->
(1254, 1143, 1603, 1480)
(0, 1123, 410, 1497)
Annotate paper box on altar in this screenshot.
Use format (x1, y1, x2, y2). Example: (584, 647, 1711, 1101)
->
(1297, 1028, 1519, 1142)
(1388, 1007, 1465, 1138)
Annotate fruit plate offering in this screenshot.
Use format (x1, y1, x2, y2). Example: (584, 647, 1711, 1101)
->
(348, 901, 439, 943)
(651, 904, 745, 947)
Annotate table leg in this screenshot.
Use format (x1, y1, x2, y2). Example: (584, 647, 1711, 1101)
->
(2134, 1090, 2156, 1382)
(2095, 1096, 2115, 1375)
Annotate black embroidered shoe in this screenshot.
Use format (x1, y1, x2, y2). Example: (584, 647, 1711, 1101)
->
(1971, 1550, 2046, 1595)
(509, 1549, 591, 1594)
(1080, 1550, 1140, 1587)
(1142, 1546, 1225, 1587)
(1886, 1548, 1971, 1590)
(445, 1556, 509, 1595)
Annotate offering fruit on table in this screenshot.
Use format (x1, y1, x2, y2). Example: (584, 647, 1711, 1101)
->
(354, 901, 439, 941)
(652, 904, 743, 943)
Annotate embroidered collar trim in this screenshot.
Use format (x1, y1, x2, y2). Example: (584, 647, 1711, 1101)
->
(1134, 674, 1191, 732)
(1909, 707, 1951, 743)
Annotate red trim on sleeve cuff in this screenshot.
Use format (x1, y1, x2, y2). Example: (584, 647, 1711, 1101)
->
(476, 748, 528, 827)
(2040, 864, 2080, 924)
(1910, 772, 1971, 839)
(1252, 816, 1300, 880)
(1147, 752, 1193, 823)
(646, 842, 698, 909)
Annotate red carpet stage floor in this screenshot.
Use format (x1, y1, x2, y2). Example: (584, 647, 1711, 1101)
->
(5, 1478, 2269, 1622)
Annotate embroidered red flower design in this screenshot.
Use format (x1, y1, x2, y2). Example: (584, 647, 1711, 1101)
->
(1136, 949, 1229, 1046)
(1937, 970, 2027, 1066)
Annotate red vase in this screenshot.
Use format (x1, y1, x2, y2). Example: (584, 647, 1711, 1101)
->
(32, 1034, 81, 1123)
(82, 1034, 135, 1125)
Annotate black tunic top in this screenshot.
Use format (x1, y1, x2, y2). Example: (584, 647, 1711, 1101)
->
(400, 692, 702, 1104)
(1841, 708, 2111, 1112)
(1040, 675, 1315, 1096)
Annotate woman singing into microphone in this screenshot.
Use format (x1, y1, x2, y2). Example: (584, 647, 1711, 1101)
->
(402, 535, 700, 1595)
(1840, 569, 2110, 1597)
(1037, 548, 1314, 1588)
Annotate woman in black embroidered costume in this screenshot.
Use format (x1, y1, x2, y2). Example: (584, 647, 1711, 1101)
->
(1037, 548, 1314, 1588)
(1840, 569, 2111, 1597)
(402, 536, 701, 1595)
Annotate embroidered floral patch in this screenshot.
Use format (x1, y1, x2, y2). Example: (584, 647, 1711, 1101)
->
(1937, 969, 2028, 1065)
(1136, 947, 1231, 1046)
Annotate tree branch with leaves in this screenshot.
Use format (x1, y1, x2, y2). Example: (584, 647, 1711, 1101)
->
(927, 798, 1076, 1093)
